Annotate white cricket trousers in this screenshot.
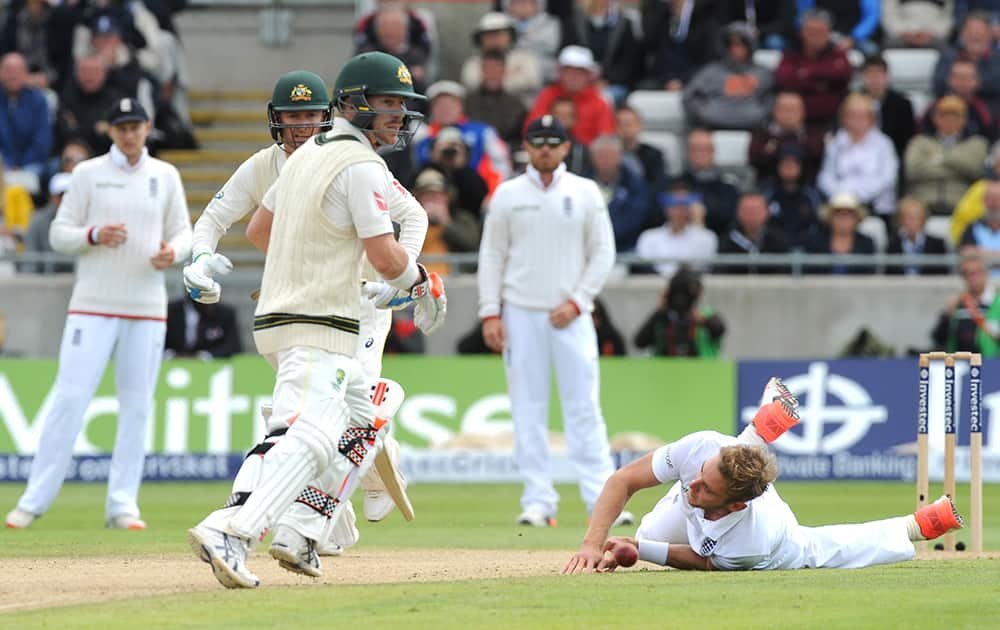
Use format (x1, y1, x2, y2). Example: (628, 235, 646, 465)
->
(18, 313, 165, 520)
(502, 303, 615, 516)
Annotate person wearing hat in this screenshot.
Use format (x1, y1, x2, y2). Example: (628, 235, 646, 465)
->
(461, 11, 542, 106)
(682, 22, 774, 131)
(525, 45, 615, 146)
(413, 166, 481, 276)
(804, 191, 876, 274)
(415, 79, 511, 194)
(478, 114, 632, 529)
(904, 95, 989, 216)
(635, 180, 718, 278)
(561, 0, 643, 105)
(5, 96, 192, 531)
(23, 172, 74, 273)
(759, 142, 824, 249)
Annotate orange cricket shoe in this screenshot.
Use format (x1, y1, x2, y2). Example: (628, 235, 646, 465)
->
(752, 399, 800, 443)
(914, 495, 964, 540)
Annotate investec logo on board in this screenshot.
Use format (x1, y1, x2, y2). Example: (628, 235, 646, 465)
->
(970, 366, 982, 433)
(918, 367, 929, 435)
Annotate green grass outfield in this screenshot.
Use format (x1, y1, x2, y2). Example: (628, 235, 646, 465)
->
(2, 481, 999, 628)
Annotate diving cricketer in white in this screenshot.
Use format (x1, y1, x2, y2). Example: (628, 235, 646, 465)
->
(5, 98, 191, 530)
(478, 115, 617, 526)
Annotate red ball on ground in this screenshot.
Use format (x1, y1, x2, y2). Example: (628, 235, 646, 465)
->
(613, 542, 638, 568)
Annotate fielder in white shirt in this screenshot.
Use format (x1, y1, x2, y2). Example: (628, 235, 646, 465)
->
(478, 115, 625, 527)
(5, 98, 192, 531)
(564, 380, 965, 573)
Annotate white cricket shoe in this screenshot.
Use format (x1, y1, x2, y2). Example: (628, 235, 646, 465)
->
(106, 515, 146, 530)
(516, 509, 556, 527)
(188, 523, 260, 589)
(762, 377, 798, 410)
(612, 511, 636, 527)
(5, 507, 36, 529)
(269, 525, 322, 578)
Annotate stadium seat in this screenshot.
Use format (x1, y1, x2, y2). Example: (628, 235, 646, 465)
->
(884, 49, 939, 94)
(858, 216, 888, 253)
(847, 49, 865, 68)
(640, 130, 685, 177)
(905, 89, 933, 120)
(627, 90, 686, 133)
(711, 130, 751, 168)
(925, 215, 953, 249)
(752, 49, 781, 70)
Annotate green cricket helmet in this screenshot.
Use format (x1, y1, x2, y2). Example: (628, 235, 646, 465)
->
(267, 70, 333, 147)
(333, 52, 426, 150)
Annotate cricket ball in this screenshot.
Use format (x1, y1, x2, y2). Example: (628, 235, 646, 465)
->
(613, 541, 638, 568)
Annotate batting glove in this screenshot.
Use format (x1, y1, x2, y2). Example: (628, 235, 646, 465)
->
(362, 280, 415, 310)
(412, 265, 447, 335)
(182, 252, 233, 304)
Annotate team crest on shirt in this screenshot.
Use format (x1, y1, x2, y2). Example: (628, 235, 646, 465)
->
(149, 177, 158, 198)
(333, 368, 346, 390)
(699, 537, 717, 556)
(290, 84, 313, 102)
(373, 191, 389, 212)
(397, 64, 413, 85)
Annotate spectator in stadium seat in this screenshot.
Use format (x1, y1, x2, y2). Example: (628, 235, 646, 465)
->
(503, 0, 562, 82)
(748, 91, 825, 184)
(881, 0, 954, 48)
(356, 3, 430, 94)
(933, 12, 1000, 110)
(561, 0, 644, 105)
(2, 0, 57, 88)
(801, 0, 881, 56)
(715, 192, 790, 274)
(423, 127, 490, 221)
(416, 81, 511, 195)
(760, 143, 824, 249)
(526, 45, 616, 146)
(805, 192, 877, 274)
(859, 55, 916, 164)
(682, 22, 774, 131)
(0, 156, 34, 250)
(723, 0, 798, 50)
(680, 128, 741, 237)
(586, 134, 651, 253)
(76, 13, 148, 102)
(775, 8, 853, 130)
(641, 0, 722, 90)
(817, 93, 898, 226)
(412, 167, 481, 277)
(23, 172, 73, 273)
(635, 181, 718, 277)
(164, 299, 241, 360)
(550, 96, 593, 175)
(616, 105, 667, 193)
(0, 52, 51, 177)
(57, 55, 123, 155)
(951, 144, 1000, 244)
(931, 251, 1000, 357)
(633, 265, 725, 357)
(923, 60, 996, 142)
(462, 12, 542, 108)
(886, 196, 949, 276)
(905, 96, 988, 216)
(465, 50, 529, 150)
(959, 180, 1000, 256)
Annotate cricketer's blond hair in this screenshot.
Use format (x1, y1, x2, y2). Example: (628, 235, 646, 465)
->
(717, 445, 778, 503)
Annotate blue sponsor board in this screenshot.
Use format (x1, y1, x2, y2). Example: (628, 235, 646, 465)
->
(0, 454, 243, 482)
(737, 359, 998, 481)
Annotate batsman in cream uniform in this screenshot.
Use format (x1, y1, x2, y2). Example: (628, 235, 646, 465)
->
(182, 70, 423, 559)
(5, 98, 192, 530)
(188, 51, 446, 589)
(564, 391, 964, 572)
(478, 115, 620, 527)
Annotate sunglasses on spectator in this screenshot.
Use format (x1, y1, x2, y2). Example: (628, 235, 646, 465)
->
(527, 136, 565, 148)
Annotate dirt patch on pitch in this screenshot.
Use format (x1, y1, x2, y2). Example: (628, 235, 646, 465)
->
(0, 548, 571, 613)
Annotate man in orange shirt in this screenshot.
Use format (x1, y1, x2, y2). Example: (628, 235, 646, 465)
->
(526, 46, 615, 146)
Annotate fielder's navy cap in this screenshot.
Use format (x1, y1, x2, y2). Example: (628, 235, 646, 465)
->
(107, 97, 149, 125)
(524, 115, 568, 141)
